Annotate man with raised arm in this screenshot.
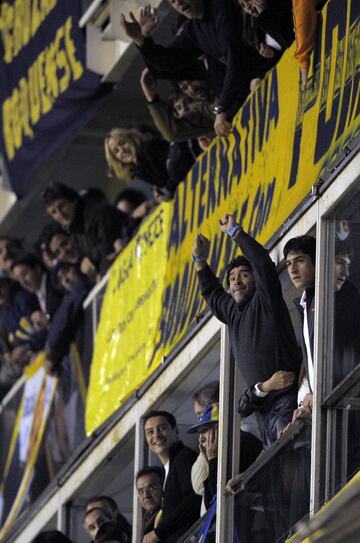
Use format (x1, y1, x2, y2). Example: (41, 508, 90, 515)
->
(192, 213, 301, 446)
(121, 1, 272, 137)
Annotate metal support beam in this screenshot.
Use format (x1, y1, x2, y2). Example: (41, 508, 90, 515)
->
(216, 324, 232, 543)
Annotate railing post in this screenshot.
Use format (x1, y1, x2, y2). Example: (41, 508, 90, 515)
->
(216, 324, 232, 543)
(132, 407, 145, 542)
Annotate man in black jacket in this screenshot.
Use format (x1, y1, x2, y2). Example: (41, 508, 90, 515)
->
(121, 0, 273, 136)
(142, 410, 201, 543)
(193, 213, 300, 445)
(284, 235, 316, 415)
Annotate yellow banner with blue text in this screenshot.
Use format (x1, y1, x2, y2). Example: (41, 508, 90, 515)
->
(85, 0, 360, 434)
(86, 205, 172, 432)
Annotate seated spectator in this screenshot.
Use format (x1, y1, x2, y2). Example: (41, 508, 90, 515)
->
(85, 496, 132, 541)
(95, 520, 130, 543)
(189, 403, 262, 509)
(191, 382, 219, 514)
(32, 531, 74, 543)
(83, 507, 113, 542)
(0, 237, 24, 276)
(136, 466, 164, 537)
(11, 254, 63, 319)
(143, 410, 201, 542)
(140, 68, 215, 143)
(115, 188, 155, 220)
(43, 183, 137, 274)
(192, 213, 300, 446)
(0, 277, 46, 355)
(121, 1, 274, 136)
(47, 228, 80, 265)
(105, 127, 195, 199)
(44, 264, 91, 375)
(236, 0, 294, 64)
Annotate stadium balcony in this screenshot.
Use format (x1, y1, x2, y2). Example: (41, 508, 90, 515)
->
(0, 0, 359, 542)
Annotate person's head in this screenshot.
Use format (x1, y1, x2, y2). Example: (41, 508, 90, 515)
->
(197, 135, 214, 151)
(49, 231, 79, 264)
(237, 0, 258, 16)
(193, 381, 219, 418)
(94, 520, 129, 543)
(167, 0, 204, 19)
(11, 254, 44, 293)
(114, 188, 146, 215)
(83, 507, 112, 541)
(170, 90, 199, 119)
(177, 80, 209, 101)
(85, 496, 120, 518)
(225, 256, 255, 304)
(135, 466, 164, 513)
(31, 310, 49, 331)
(0, 278, 16, 306)
(32, 531, 74, 543)
(104, 128, 141, 181)
(188, 403, 219, 434)
(0, 237, 23, 272)
(55, 263, 80, 291)
(284, 236, 316, 290)
(334, 241, 353, 291)
(143, 411, 179, 463)
(43, 183, 79, 227)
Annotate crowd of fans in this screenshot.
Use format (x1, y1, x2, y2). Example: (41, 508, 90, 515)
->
(2, 0, 353, 542)
(0, 0, 321, 391)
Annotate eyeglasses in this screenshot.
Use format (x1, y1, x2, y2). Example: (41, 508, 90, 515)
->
(137, 484, 162, 496)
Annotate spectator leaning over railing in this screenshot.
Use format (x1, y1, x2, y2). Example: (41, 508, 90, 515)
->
(43, 182, 138, 276)
(46, 228, 81, 266)
(284, 236, 360, 424)
(236, 0, 294, 88)
(11, 253, 63, 319)
(114, 187, 156, 220)
(292, 0, 318, 88)
(0, 278, 47, 395)
(0, 236, 24, 277)
(192, 213, 301, 446)
(104, 127, 196, 201)
(121, 0, 258, 137)
(43, 264, 91, 376)
(136, 466, 164, 537)
(142, 410, 201, 543)
(140, 68, 215, 143)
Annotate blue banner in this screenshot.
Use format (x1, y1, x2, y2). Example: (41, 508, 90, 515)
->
(0, 0, 111, 197)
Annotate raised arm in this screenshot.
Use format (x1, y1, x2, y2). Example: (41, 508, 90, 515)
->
(193, 233, 235, 324)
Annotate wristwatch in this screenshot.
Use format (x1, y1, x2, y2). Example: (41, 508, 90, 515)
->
(213, 104, 225, 115)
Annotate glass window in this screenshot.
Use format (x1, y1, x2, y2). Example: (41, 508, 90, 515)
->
(322, 186, 360, 499)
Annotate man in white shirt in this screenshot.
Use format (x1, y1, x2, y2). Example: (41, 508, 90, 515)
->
(284, 235, 316, 416)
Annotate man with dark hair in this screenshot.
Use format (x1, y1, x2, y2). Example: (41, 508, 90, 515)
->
(43, 182, 138, 271)
(85, 495, 122, 519)
(193, 213, 301, 445)
(32, 530, 74, 543)
(142, 410, 201, 542)
(136, 467, 164, 536)
(95, 520, 129, 543)
(285, 236, 360, 414)
(11, 254, 63, 318)
(47, 229, 80, 265)
(83, 507, 113, 542)
(121, 0, 273, 137)
(284, 235, 317, 412)
(0, 237, 23, 275)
